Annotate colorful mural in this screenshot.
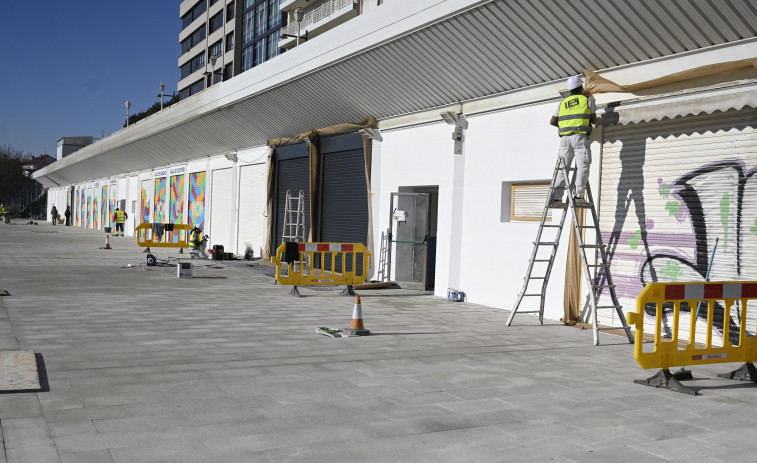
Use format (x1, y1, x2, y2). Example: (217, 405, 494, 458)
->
(86, 193, 92, 228)
(154, 177, 167, 223)
(188, 172, 206, 232)
(170, 174, 185, 242)
(141, 181, 151, 224)
(93, 195, 99, 230)
(109, 187, 117, 229)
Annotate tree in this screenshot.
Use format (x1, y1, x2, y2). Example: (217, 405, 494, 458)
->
(123, 95, 181, 128)
(0, 144, 33, 204)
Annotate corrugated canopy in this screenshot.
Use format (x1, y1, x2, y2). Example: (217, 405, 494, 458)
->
(34, 0, 757, 187)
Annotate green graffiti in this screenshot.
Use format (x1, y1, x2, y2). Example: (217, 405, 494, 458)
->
(660, 185, 669, 196)
(751, 217, 757, 236)
(720, 193, 730, 251)
(629, 230, 642, 249)
(660, 260, 683, 282)
(665, 200, 680, 216)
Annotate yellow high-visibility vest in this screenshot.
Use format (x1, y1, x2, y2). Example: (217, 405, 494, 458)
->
(115, 210, 125, 223)
(557, 94, 591, 136)
(189, 230, 201, 250)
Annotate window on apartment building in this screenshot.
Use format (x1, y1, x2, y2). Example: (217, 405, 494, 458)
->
(190, 52, 206, 74)
(243, 11, 254, 44)
(502, 183, 552, 222)
(255, 3, 267, 37)
(244, 0, 254, 9)
(181, 24, 207, 56)
(209, 11, 224, 34)
(180, 62, 192, 80)
(210, 0, 219, 5)
(226, 31, 234, 52)
(267, 0, 281, 28)
(226, 1, 235, 21)
(189, 79, 205, 95)
(241, 46, 254, 71)
(181, 1, 208, 31)
(267, 29, 280, 59)
(209, 40, 223, 59)
(254, 39, 266, 66)
(223, 62, 233, 80)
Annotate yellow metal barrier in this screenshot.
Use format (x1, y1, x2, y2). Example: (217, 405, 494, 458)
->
(627, 281, 757, 394)
(272, 242, 372, 296)
(135, 223, 193, 250)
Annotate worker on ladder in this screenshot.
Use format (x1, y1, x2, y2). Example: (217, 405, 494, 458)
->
(549, 75, 597, 209)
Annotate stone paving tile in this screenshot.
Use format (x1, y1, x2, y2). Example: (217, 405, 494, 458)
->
(3, 223, 757, 462)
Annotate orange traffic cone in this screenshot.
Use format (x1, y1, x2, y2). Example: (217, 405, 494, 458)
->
(103, 235, 112, 250)
(345, 295, 370, 336)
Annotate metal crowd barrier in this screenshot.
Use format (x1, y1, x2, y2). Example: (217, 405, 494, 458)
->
(135, 223, 193, 251)
(272, 242, 372, 297)
(627, 281, 757, 395)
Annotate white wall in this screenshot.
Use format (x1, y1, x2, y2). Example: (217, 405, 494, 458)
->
(375, 102, 578, 321)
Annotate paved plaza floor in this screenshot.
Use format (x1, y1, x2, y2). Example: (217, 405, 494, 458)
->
(0, 220, 756, 462)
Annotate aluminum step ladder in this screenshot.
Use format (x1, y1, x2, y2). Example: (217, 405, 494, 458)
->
(282, 190, 305, 243)
(506, 157, 634, 346)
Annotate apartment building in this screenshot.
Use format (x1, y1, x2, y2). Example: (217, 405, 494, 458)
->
(178, 0, 380, 99)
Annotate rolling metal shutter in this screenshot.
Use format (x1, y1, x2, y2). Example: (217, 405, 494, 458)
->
(237, 163, 267, 258)
(598, 108, 757, 334)
(319, 133, 367, 273)
(274, 143, 310, 253)
(210, 168, 233, 250)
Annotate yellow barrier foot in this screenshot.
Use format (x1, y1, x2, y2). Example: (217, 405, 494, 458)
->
(341, 285, 356, 296)
(290, 286, 302, 297)
(634, 369, 699, 396)
(717, 363, 757, 383)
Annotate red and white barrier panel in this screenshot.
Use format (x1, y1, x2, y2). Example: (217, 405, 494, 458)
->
(663, 283, 757, 301)
(297, 243, 355, 252)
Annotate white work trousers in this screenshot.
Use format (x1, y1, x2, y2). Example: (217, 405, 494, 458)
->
(552, 133, 591, 200)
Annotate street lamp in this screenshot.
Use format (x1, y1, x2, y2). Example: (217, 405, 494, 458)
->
(125, 100, 131, 126)
(295, 8, 304, 46)
(159, 82, 165, 110)
(205, 55, 219, 87)
(281, 8, 308, 45)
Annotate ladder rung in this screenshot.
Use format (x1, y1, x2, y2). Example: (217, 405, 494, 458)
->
(528, 276, 546, 280)
(595, 305, 622, 309)
(581, 244, 606, 248)
(591, 285, 615, 288)
(597, 326, 630, 332)
(514, 310, 542, 313)
(542, 224, 562, 228)
(532, 259, 551, 262)
(522, 294, 543, 297)
(535, 241, 558, 246)
(587, 264, 609, 267)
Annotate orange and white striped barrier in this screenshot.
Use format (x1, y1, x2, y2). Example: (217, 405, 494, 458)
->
(102, 235, 112, 250)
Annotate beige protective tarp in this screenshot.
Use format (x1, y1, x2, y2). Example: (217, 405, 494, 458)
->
(563, 209, 584, 324)
(262, 117, 378, 260)
(584, 58, 757, 94)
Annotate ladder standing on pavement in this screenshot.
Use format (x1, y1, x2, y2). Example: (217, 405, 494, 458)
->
(282, 190, 305, 243)
(507, 157, 633, 346)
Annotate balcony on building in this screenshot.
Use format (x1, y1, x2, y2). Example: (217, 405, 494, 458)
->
(279, 0, 358, 51)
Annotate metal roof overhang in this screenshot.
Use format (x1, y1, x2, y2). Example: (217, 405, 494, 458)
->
(34, 0, 757, 188)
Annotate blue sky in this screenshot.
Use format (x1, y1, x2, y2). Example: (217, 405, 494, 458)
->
(0, 1, 179, 157)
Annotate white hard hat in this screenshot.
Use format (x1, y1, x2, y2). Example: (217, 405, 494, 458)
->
(566, 75, 583, 90)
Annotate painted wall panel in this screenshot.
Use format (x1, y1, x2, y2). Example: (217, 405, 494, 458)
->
(237, 163, 267, 258)
(188, 171, 207, 232)
(599, 108, 757, 343)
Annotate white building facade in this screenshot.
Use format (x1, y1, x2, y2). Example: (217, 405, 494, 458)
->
(37, 0, 757, 329)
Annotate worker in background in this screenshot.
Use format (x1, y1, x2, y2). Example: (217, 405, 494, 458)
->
(112, 207, 127, 236)
(64, 205, 71, 226)
(0, 204, 6, 224)
(189, 226, 208, 259)
(549, 75, 597, 209)
(51, 205, 59, 226)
